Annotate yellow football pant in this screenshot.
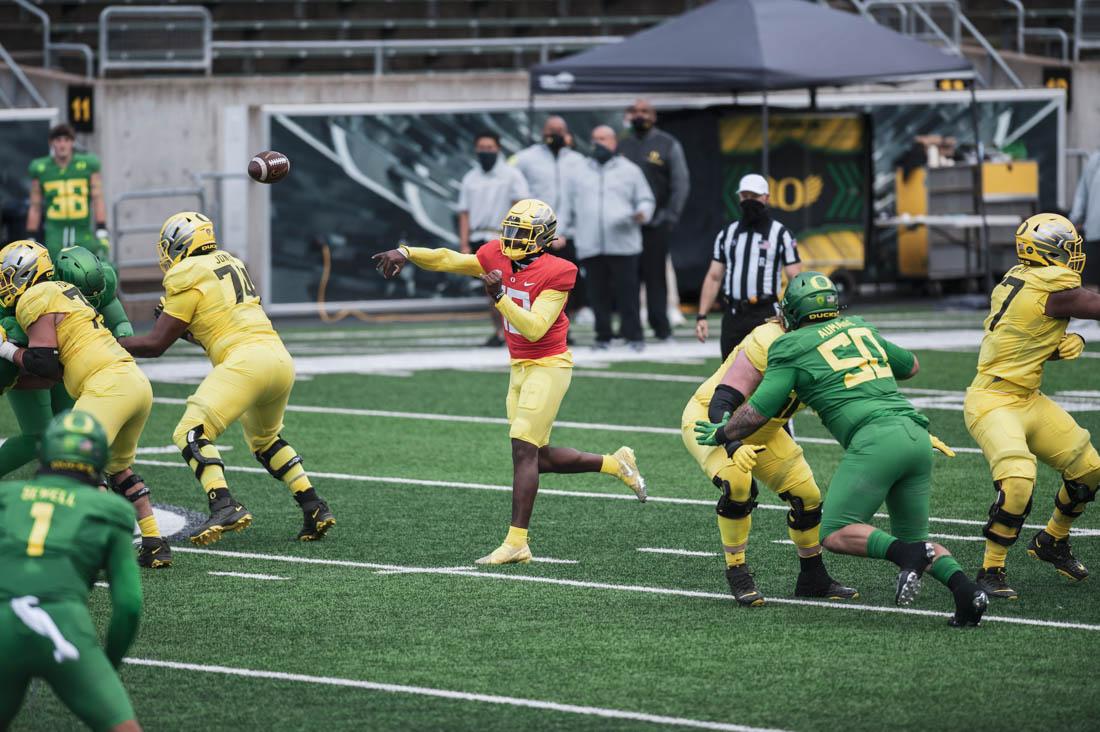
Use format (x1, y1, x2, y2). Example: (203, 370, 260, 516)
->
(506, 362, 572, 448)
(172, 342, 311, 494)
(965, 386, 1100, 567)
(682, 400, 822, 567)
(74, 362, 153, 474)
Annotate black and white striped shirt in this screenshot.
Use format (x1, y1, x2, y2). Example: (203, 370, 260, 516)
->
(712, 218, 800, 302)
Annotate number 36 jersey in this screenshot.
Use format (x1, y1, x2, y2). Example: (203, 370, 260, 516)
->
(162, 252, 279, 366)
(973, 264, 1079, 392)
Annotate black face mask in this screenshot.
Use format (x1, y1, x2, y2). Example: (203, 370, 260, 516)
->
(739, 198, 767, 225)
(545, 134, 565, 154)
(477, 152, 497, 172)
(631, 117, 652, 136)
(592, 143, 614, 165)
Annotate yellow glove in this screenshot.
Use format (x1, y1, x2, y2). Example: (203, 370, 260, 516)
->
(1055, 333, 1085, 361)
(930, 434, 956, 458)
(730, 444, 765, 472)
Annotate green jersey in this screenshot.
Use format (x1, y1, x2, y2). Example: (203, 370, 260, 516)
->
(0, 473, 134, 604)
(28, 153, 101, 254)
(748, 315, 928, 448)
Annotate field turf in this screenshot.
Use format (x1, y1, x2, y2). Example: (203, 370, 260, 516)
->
(8, 311, 1100, 732)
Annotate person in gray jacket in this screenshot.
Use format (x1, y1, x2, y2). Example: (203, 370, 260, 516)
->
(1070, 150, 1100, 288)
(560, 125, 655, 350)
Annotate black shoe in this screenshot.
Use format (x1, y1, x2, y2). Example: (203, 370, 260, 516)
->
(725, 565, 765, 607)
(298, 499, 336, 541)
(975, 566, 1018, 600)
(1027, 530, 1089, 581)
(894, 541, 934, 606)
(949, 583, 988, 628)
(794, 570, 859, 600)
(137, 537, 173, 568)
(189, 497, 252, 546)
(483, 333, 505, 348)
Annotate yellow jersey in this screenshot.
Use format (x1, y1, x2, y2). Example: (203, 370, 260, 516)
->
(161, 252, 280, 366)
(972, 264, 1080, 392)
(691, 320, 801, 429)
(16, 280, 133, 398)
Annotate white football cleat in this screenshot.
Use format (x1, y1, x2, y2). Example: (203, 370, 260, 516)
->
(475, 542, 533, 565)
(613, 446, 647, 502)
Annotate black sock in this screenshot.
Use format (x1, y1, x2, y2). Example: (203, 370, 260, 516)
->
(207, 487, 231, 505)
(884, 540, 928, 570)
(293, 488, 320, 506)
(946, 570, 970, 593)
(798, 553, 826, 574)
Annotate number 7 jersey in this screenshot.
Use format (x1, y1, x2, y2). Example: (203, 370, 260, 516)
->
(973, 264, 1080, 391)
(162, 251, 279, 365)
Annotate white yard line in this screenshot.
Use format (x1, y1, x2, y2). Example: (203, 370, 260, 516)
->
(132, 459, 1100, 537)
(207, 571, 289, 581)
(122, 657, 787, 732)
(169, 546, 1100, 632)
(638, 548, 716, 557)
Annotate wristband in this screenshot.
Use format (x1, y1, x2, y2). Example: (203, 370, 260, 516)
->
(696, 313, 708, 321)
(493, 289, 506, 302)
(95, 227, 109, 239)
(0, 341, 18, 362)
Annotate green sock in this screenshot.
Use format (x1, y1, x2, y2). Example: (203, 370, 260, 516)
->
(0, 434, 42, 477)
(865, 529, 897, 560)
(930, 555, 964, 586)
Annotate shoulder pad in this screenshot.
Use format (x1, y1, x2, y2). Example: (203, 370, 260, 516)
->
(1026, 266, 1081, 293)
(100, 262, 118, 304)
(163, 259, 201, 295)
(92, 490, 138, 530)
(765, 330, 805, 367)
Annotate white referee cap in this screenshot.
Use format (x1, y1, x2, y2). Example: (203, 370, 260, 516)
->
(738, 173, 769, 196)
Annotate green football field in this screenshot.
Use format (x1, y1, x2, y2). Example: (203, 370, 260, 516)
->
(8, 309, 1100, 732)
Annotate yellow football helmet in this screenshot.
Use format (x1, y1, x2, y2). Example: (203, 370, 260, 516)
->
(1015, 213, 1084, 273)
(158, 211, 217, 272)
(0, 239, 54, 308)
(499, 199, 557, 261)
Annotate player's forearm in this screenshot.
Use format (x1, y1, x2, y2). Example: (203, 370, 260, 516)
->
(399, 245, 485, 277)
(495, 290, 566, 342)
(118, 335, 168, 358)
(25, 205, 40, 233)
(719, 403, 769, 443)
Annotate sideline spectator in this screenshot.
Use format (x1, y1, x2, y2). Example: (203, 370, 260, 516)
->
(1070, 150, 1100, 289)
(459, 131, 530, 346)
(618, 99, 691, 341)
(561, 125, 655, 351)
(696, 174, 801, 359)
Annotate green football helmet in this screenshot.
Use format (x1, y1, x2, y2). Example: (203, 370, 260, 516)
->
(55, 246, 109, 309)
(40, 410, 109, 478)
(779, 271, 840, 329)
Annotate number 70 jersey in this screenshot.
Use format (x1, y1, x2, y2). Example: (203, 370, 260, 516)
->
(162, 251, 279, 366)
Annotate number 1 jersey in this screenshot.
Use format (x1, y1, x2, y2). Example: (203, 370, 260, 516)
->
(162, 252, 279, 366)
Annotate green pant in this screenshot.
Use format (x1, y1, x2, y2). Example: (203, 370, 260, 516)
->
(0, 385, 76, 477)
(44, 230, 107, 261)
(820, 416, 932, 541)
(0, 599, 135, 731)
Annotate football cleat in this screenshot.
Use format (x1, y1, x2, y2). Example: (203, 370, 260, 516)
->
(894, 541, 934, 606)
(475, 542, 532, 565)
(298, 500, 336, 541)
(189, 498, 252, 546)
(137, 537, 173, 569)
(975, 567, 1018, 600)
(794, 571, 859, 600)
(949, 584, 989, 628)
(1027, 530, 1089, 581)
(613, 446, 647, 502)
(725, 565, 765, 607)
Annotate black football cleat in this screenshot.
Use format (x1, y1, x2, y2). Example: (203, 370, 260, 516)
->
(189, 497, 252, 546)
(137, 537, 173, 569)
(795, 571, 859, 600)
(975, 567, 1018, 600)
(725, 565, 765, 607)
(298, 499, 335, 541)
(1027, 530, 1089, 581)
(949, 583, 988, 628)
(894, 541, 934, 606)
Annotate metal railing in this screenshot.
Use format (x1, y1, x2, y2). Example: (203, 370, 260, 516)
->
(12, 0, 94, 78)
(0, 41, 47, 108)
(111, 185, 206, 274)
(1075, 0, 1100, 61)
(99, 5, 213, 76)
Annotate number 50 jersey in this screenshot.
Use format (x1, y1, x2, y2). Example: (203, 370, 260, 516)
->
(162, 251, 279, 365)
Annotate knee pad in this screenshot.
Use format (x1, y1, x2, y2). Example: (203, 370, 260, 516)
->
(714, 475, 759, 519)
(780, 492, 822, 531)
(1055, 477, 1098, 518)
(180, 424, 224, 480)
(109, 473, 149, 504)
(254, 435, 302, 479)
(982, 479, 1033, 547)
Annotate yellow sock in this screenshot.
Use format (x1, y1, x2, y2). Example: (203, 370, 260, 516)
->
(505, 525, 528, 548)
(717, 515, 750, 567)
(138, 515, 160, 539)
(983, 540, 1008, 569)
(265, 444, 313, 494)
(600, 454, 620, 475)
(1046, 507, 1075, 540)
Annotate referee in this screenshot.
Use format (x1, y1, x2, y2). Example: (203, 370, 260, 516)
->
(696, 174, 801, 359)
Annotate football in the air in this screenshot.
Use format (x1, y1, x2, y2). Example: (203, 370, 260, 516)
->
(248, 150, 290, 184)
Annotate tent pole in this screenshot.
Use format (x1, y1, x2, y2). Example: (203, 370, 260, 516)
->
(761, 90, 770, 178)
(970, 83, 992, 293)
(527, 86, 535, 143)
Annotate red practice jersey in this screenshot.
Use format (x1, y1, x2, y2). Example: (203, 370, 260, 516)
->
(477, 240, 577, 360)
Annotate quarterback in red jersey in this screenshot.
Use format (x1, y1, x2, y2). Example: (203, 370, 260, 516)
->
(374, 199, 646, 564)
